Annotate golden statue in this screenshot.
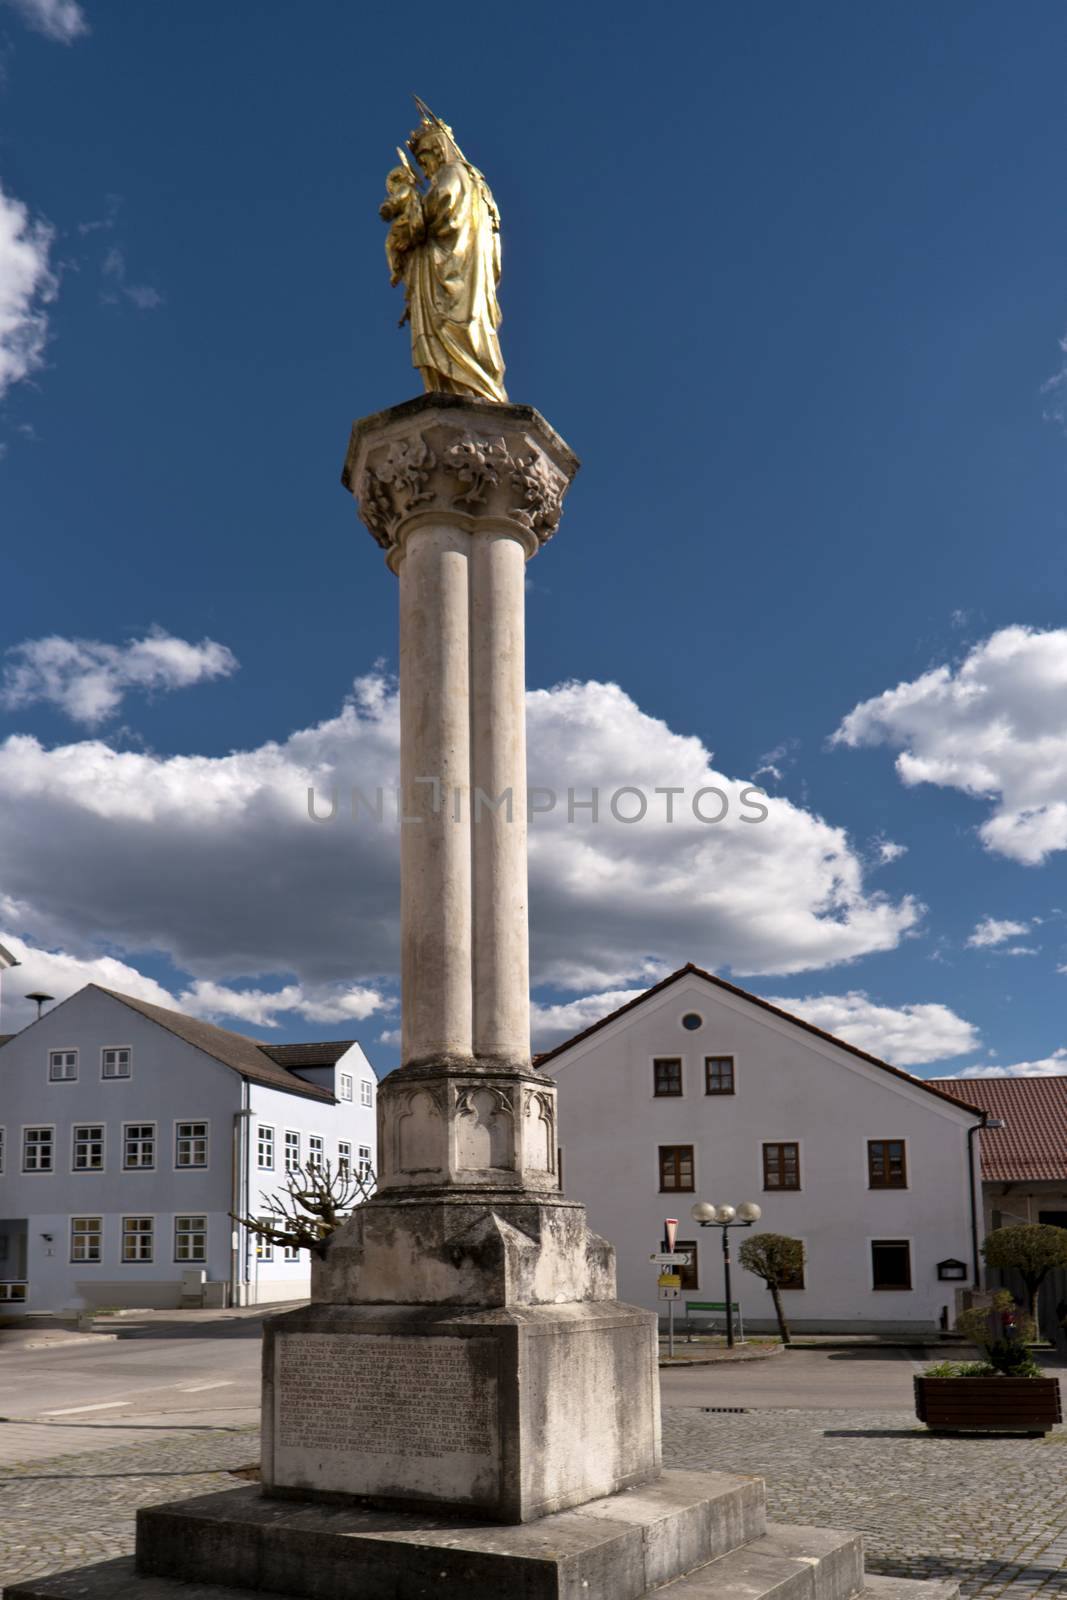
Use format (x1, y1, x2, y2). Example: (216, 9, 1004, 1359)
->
(379, 97, 507, 403)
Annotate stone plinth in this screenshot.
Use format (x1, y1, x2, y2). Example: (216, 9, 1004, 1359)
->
(261, 1300, 660, 1522)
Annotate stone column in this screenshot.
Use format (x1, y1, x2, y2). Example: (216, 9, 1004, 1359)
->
(257, 395, 660, 1524)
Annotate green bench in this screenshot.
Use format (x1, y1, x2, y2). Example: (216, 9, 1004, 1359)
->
(684, 1299, 744, 1341)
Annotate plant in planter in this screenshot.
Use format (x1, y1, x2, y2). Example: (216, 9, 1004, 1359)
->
(914, 1291, 1063, 1435)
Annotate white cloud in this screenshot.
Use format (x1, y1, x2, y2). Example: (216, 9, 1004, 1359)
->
(949, 1048, 1067, 1079)
(2, 0, 87, 42)
(833, 626, 1067, 865)
(1, 629, 238, 725)
(967, 916, 1030, 949)
(762, 990, 980, 1067)
(873, 836, 907, 865)
(0, 181, 56, 403)
(178, 979, 388, 1030)
(0, 672, 923, 1023)
(1043, 327, 1067, 433)
(0, 931, 177, 1034)
(531, 988, 644, 1049)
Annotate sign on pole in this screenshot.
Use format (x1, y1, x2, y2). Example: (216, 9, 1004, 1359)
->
(650, 1251, 691, 1266)
(657, 1271, 681, 1289)
(658, 1285, 681, 1301)
(664, 1217, 678, 1253)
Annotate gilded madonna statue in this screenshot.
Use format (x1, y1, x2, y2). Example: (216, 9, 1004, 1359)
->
(379, 97, 507, 404)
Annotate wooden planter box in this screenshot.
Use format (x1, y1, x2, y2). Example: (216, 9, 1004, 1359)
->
(914, 1375, 1062, 1434)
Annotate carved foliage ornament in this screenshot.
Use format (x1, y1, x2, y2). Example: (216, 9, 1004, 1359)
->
(356, 426, 568, 548)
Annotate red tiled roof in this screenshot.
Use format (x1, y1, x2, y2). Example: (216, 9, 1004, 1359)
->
(927, 1075, 1067, 1182)
(536, 963, 985, 1115)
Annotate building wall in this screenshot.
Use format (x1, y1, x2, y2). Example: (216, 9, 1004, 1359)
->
(543, 975, 981, 1333)
(243, 1048, 377, 1306)
(0, 992, 380, 1312)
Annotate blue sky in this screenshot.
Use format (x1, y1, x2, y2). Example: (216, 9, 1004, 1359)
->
(2, 0, 1067, 1078)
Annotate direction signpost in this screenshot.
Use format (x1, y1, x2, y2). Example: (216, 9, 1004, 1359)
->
(658, 1220, 686, 1357)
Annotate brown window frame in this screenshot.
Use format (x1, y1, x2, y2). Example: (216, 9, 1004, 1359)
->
(871, 1239, 912, 1291)
(658, 1144, 695, 1193)
(762, 1141, 801, 1191)
(653, 1058, 683, 1098)
(867, 1139, 907, 1189)
(704, 1056, 735, 1095)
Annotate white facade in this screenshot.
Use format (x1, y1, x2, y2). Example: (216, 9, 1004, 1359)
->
(0, 985, 378, 1312)
(541, 969, 983, 1334)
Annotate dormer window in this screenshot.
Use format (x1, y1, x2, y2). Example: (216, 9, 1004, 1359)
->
(339, 1073, 354, 1101)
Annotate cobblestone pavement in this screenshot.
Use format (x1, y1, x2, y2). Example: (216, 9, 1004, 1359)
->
(0, 1410, 1065, 1596)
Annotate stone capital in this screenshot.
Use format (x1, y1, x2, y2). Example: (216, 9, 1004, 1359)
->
(341, 394, 579, 568)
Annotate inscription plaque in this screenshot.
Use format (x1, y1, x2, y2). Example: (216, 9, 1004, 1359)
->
(276, 1333, 497, 1460)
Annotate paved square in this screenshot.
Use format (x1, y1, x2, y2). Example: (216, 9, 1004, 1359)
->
(0, 1410, 1064, 1595)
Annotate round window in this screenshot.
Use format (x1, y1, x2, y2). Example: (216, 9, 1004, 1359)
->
(681, 1012, 702, 1031)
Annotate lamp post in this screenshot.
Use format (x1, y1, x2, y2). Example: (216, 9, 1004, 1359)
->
(690, 1200, 762, 1348)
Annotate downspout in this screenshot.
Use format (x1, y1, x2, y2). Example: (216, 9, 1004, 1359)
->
(231, 1085, 251, 1306)
(968, 1115, 988, 1289)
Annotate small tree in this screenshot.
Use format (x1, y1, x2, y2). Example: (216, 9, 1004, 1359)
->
(982, 1224, 1067, 1324)
(235, 1159, 375, 1259)
(955, 1290, 1039, 1376)
(739, 1232, 805, 1345)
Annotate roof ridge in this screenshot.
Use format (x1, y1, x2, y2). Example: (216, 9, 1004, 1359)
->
(536, 963, 986, 1115)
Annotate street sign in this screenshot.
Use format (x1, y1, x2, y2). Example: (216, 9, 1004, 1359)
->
(659, 1285, 681, 1301)
(658, 1271, 681, 1289)
(650, 1251, 691, 1266)
(664, 1218, 678, 1252)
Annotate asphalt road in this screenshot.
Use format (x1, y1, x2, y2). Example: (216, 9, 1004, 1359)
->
(2, 1316, 1064, 1466)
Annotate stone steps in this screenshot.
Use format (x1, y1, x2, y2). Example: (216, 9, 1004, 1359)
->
(2, 1480, 961, 1600)
(654, 1523, 864, 1600)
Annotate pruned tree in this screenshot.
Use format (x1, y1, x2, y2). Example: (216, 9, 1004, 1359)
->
(955, 1289, 1039, 1376)
(738, 1232, 805, 1345)
(235, 1159, 375, 1260)
(982, 1224, 1067, 1324)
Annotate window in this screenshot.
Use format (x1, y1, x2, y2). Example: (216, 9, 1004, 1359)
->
(705, 1056, 735, 1095)
(309, 1134, 324, 1170)
(258, 1126, 274, 1169)
(867, 1139, 907, 1189)
(175, 1215, 207, 1261)
(360, 1079, 374, 1107)
(71, 1217, 102, 1262)
(284, 1240, 300, 1263)
(338, 1140, 351, 1177)
(23, 1126, 53, 1172)
(285, 1130, 300, 1172)
(653, 1058, 683, 1097)
(762, 1142, 800, 1191)
(176, 1122, 208, 1168)
(871, 1239, 912, 1291)
(658, 1144, 694, 1192)
(681, 1012, 703, 1031)
(779, 1250, 806, 1290)
(256, 1219, 274, 1262)
(122, 1217, 153, 1262)
(675, 1238, 699, 1291)
(72, 1125, 104, 1171)
(49, 1050, 78, 1081)
(102, 1047, 131, 1079)
(339, 1073, 353, 1101)
(123, 1123, 155, 1170)
(358, 1144, 373, 1181)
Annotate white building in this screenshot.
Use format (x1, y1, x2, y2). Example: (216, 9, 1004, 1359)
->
(0, 983, 378, 1312)
(539, 965, 984, 1335)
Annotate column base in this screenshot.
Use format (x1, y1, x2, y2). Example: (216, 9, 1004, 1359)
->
(260, 1299, 660, 1522)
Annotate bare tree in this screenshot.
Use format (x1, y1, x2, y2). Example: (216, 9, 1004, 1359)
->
(235, 1159, 375, 1259)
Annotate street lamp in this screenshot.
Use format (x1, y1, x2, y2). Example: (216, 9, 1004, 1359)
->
(690, 1199, 762, 1348)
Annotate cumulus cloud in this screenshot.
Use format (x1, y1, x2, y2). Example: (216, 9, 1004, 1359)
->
(0, 671, 921, 1009)
(0, 931, 177, 1034)
(531, 988, 644, 1049)
(948, 1048, 1067, 1079)
(1, 0, 87, 42)
(762, 990, 980, 1066)
(0, 181, 57, 402)
(1, 629, 238, 725)
(833, 626, 1067, 865)
(178, 979, 388, 1030)
(967, 917, 1030, 949)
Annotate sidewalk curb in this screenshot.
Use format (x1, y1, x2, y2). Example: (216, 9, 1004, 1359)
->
(659, 1345, 784, 1367)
